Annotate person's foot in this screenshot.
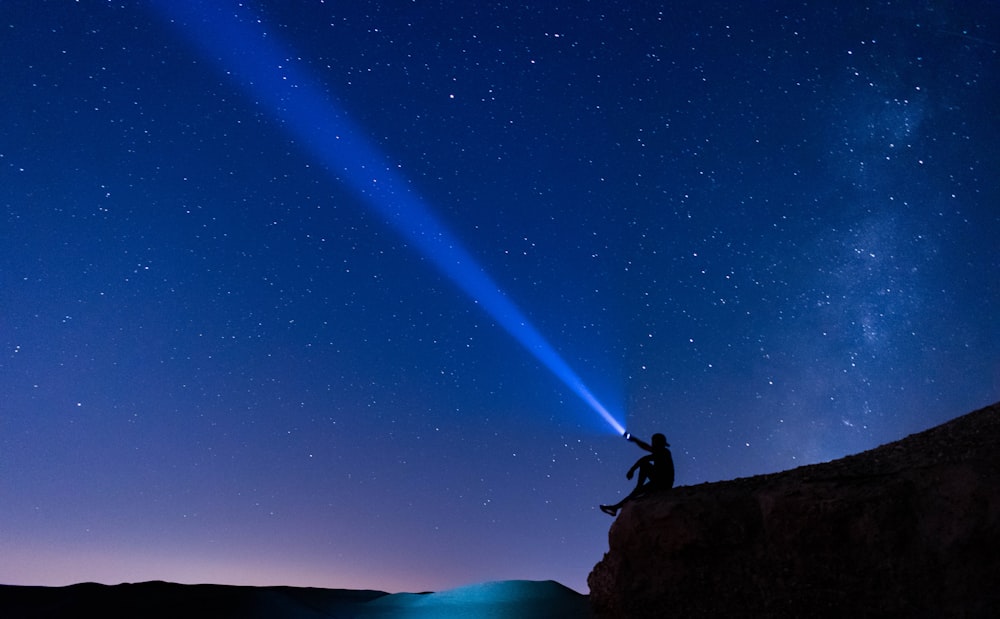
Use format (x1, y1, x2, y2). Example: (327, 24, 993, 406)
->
(600, 505, 617, 516)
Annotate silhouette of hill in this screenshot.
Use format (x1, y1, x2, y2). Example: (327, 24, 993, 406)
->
(0, 578, 591, 619)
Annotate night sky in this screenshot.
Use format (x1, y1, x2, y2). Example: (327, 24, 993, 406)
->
(2, 0, 998, 594)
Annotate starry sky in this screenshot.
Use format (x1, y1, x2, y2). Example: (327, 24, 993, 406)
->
(2, 0, 998, 595)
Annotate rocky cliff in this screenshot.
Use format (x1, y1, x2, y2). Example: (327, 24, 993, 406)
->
(589, 401, 1000, 618)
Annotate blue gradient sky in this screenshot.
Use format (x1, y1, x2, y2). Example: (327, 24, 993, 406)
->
(1, 1, 998, 594)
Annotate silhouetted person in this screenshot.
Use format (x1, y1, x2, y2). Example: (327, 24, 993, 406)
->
(600, 432, 673, 516)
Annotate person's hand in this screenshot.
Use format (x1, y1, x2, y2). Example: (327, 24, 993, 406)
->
(626, 470, 634, 480)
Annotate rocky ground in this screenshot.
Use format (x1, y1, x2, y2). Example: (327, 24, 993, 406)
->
(589, 401, 1000, 618)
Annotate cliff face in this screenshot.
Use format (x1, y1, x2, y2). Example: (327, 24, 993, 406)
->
(589, 401, 1000, 618)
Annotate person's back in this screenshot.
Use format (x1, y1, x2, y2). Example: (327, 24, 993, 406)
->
(648, 442, 674, 490)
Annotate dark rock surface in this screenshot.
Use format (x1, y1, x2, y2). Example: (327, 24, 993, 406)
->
(589, 401, 1000, 618)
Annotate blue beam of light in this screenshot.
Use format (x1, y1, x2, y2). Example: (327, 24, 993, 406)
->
(152, 1, 626, 436)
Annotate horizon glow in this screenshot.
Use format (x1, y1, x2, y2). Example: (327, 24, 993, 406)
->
(152, 1, 625, 436)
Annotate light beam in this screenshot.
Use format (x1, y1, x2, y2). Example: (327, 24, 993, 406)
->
(152, 1, 625, 436)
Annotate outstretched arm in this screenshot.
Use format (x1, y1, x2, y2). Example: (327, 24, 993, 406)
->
(628, 434, 653, 452)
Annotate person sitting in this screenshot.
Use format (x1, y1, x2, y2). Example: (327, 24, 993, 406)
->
(600, 432, 674, 516)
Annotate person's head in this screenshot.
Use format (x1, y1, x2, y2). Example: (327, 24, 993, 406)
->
(652, 433, 669, 449)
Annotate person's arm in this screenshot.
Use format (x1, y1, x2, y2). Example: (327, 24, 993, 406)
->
(626, 459, 640, 479)
(628, 434, 653, 452)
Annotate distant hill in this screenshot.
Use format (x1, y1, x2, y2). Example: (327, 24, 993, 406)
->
(0, 578, 592, 618)
(589, 401, 1000, 618)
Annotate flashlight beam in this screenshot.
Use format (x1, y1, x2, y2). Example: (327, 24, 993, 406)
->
(153, 1, 625, 435)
